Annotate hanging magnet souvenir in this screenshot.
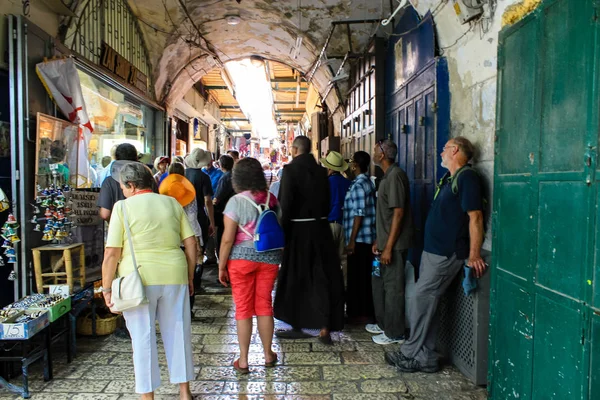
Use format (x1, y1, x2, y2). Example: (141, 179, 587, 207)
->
(30, 216, 38, 224)
(6, 214, 17, 224)
(0, 256, 4, 267)
(0, 189, 9, 213)
(7, 270, 16, 279)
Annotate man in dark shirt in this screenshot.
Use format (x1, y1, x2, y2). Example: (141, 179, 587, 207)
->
(97, 143, 139, 221)
(213, 154, 235, 253)
(368, 140, 414, 346)
(386, 136, 486, 373)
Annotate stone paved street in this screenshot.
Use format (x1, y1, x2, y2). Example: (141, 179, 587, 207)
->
(0, 289, 488, 399)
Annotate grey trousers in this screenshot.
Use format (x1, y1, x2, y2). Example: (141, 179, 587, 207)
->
(372, 250, 407, 339)
(400, 251, 463, 366)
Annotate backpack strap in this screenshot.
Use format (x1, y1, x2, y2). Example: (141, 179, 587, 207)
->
(451, 165, 477, 195)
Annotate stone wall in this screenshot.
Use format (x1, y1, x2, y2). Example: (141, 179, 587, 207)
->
(409, 0, 538, 249)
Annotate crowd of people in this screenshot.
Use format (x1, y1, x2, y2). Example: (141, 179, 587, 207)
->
(99, 135, 487, 398)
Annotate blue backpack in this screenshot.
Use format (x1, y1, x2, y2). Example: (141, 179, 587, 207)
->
(238, 191, 285, 252)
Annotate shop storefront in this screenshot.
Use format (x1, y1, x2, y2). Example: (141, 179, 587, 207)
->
(1, 10, 166, 303)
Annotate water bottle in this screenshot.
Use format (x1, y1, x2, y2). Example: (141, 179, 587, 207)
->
(372, 255, 381, 277)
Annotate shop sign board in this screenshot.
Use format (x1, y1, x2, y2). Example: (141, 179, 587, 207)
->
(100, 42, 148, 95)
(69, 191, 101, 226)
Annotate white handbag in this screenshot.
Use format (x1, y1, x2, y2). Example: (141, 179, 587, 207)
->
(111, 202, 148, 312)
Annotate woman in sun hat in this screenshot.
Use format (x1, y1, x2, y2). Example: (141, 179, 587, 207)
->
(153, 156, 170, 185)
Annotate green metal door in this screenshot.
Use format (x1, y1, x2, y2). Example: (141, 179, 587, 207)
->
(490, 0, 599, 399)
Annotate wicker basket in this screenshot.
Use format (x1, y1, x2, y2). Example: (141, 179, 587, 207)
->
(76, 311, 119, 336)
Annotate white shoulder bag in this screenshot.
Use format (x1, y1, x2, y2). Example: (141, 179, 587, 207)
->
(111, 202, 148, 312)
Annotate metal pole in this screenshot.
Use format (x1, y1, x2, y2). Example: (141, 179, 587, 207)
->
(8, 15, 19, 301)
(16, 16, 28, 297)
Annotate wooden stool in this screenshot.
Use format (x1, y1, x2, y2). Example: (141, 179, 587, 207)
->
(32, 243, 86, 294)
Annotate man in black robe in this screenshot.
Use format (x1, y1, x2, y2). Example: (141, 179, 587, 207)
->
(274, 136, 345, 344)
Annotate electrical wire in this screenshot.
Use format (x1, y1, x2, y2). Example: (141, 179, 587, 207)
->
(440, 22, 474, 52)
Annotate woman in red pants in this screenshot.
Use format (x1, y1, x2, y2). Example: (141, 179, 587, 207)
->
(218, 157, 282, 373)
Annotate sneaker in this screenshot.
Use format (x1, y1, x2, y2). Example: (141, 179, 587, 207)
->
(365, 323, 384, 334)
(396, 357, 439, 373)
(384, 350, 410, 366)
(372, 333, 405, 345)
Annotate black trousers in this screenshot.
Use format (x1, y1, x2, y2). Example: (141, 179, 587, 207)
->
(346, 242, 376, 319)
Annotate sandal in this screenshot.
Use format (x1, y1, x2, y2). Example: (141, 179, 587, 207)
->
(265, 353, 278, 367)
(233, 359, 249, 374)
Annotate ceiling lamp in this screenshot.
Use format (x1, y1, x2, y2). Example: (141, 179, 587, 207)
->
(226, 15, 241, 25)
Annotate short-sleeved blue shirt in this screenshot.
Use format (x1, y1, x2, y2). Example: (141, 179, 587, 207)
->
(424, 167, 483, 259)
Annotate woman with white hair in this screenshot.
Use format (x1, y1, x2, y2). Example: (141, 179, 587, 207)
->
(101, 162, 196, 399)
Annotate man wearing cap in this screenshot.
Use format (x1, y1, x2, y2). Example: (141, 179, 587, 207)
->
(321, 151, 351, 287)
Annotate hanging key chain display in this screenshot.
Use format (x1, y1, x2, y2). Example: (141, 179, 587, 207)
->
(32, 183, 75, 243)
(1, 213, 20, 265)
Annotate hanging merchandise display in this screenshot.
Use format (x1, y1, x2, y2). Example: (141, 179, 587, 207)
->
(31, 184, 75, 243)
(1, 213, 20, 265)
(0, 189, 9, 213)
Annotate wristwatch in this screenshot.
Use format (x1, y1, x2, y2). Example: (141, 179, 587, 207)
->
(99, 286, 112, 293)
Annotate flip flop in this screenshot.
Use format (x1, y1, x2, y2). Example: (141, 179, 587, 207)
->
(265, 353, 278, 367)
(233, 359, 249, 374)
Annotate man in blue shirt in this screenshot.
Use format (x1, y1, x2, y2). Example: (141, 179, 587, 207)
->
(385, 136, 487, 373)
(202, 153, 224, 196)
(321, 151, 351, 287)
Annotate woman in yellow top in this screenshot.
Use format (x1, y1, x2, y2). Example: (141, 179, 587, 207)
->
(101, 162, 197, 400)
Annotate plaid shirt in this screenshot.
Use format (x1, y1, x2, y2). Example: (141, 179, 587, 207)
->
(343, 173, 376, 245)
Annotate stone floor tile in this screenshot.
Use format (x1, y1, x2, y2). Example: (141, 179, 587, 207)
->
(284, 352, 341, 365)
(202, 344, 242, 353)
(270, 343, 311, 353)
(28, 394, 71, 400)
(51, 363, 91, 379)
(189, 380, 226, 394)
(262, 366, 322, 381)
(70, 395, 121, 400)
(198, 366, 265, 381)
(195, 352, 237, 366)
(195, 309, 229, 318)
(312, 341, 357, 352)
(323, 364, 398, 380)
(82, 365, 135, 380)
(203, 334, 239, 344)
(286, 381, 358, 395)
(341, 351, 387, 364)
(100, 341, 134, 352)
(103, 380, 135, 394)
(42, 379, 110, 392)
(361, 379, 409, 393)
(212, 317, 237, 325)
(222, 381, 287, 394)
(334, 394, 398, 400)
(117, 395, 173, 400)
(191, 324, 222, 334)
(354, 341, 400, 352)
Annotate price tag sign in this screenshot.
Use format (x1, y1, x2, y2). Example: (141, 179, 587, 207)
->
(49, 285, 70, 298)
(2, 323, 25, 339)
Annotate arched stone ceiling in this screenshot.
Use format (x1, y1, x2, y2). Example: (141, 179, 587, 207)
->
(126, 0, 397, 111)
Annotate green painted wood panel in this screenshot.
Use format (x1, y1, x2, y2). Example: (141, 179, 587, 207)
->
(532, 295, 585, 400)
(537, 182, 589, 299)
(491, 276, 533, 399)
(497, 17, 538, 176)
(496, 182, 533, 280)
(591, 313, 600, 399)
(539, 0, 594, 173)
(492, 1, 598, 399)
(594, 184, 600, 310)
